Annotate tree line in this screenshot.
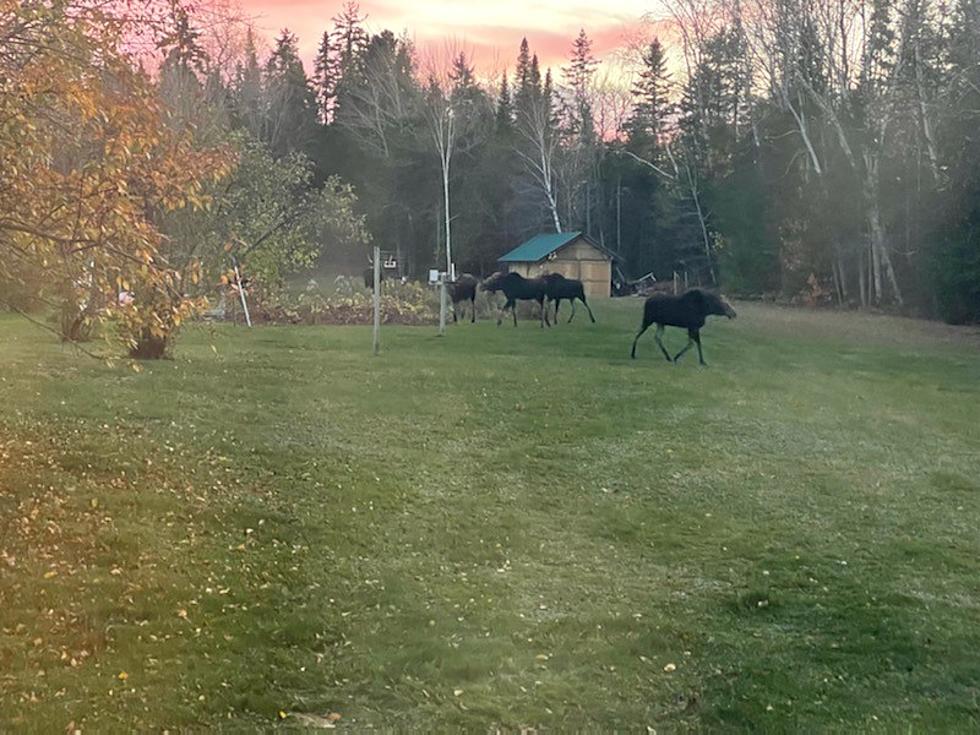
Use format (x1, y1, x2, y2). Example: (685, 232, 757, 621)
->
(2, 0, 979, 355)
(233, 0, 979, 322)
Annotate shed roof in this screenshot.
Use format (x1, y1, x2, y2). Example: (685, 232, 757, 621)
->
(498, 231, 619, 263)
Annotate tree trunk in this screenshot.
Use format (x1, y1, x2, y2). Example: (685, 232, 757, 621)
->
(443, 156, 452, 276)
(837, 254, 848, 301)
(858, 246, 868, 308)
(866, 188, 903, 305)
(831, 258, 843, 306)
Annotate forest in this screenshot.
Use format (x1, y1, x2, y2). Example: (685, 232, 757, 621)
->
(2, 0, 980, 360)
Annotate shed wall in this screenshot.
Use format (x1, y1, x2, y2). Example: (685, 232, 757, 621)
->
(501, 236, 613, 298)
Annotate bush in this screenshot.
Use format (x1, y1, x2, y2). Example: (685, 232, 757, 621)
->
(933, 233, 980, 325)
(246, 278, 440, 326)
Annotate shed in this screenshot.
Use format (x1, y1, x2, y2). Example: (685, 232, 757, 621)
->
(498, 232, 618, 298)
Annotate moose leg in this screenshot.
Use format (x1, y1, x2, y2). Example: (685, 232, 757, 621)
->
(553, 298, 560, 323)
(580, 296, 596, 323)
(630, 322, 651, 359)
(452, 299, 458, 323)
(496, 299, 510, 326)
(673, 329, 697, 363)
(692, 330, 706, 366)
(510, 299, 518, 327)
(654, 324, 672, 362)
(470, 296, 476, 323)
(568, 299, 577, 323)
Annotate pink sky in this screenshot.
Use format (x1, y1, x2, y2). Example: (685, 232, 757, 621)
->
(238, 0, 657, 76)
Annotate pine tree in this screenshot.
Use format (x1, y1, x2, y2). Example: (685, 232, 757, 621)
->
(627, 38, 671, 148)
(496, 73, 513, 132)
(450, 52, 478, 99)
(563, 29, 598, 104)
(313, 31, 337, 123)
(158, 2, 206, 78)
(530, 54, 543, 99)
(515, 38, 532, 109)
(232, 27, 264, 138)
(329, 0, 369, 117)
(263, 30, 318, 158)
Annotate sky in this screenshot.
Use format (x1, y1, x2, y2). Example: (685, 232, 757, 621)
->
(238, 0, 660, 77)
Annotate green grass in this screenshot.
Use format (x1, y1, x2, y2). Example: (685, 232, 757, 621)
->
(1, 300, 979, 731)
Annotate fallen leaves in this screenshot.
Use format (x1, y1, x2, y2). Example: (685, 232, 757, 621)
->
(281, 712, 342, 729)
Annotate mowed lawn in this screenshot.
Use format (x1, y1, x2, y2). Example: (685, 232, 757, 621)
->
(1, 299, 979, 732)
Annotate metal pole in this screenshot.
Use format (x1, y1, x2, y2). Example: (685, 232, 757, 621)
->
(372, 245, 381, 355)
(232, 258, 252, 328)
(438, 276, 447, 336)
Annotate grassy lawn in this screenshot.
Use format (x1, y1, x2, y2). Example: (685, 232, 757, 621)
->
(1, 299, 979, 731)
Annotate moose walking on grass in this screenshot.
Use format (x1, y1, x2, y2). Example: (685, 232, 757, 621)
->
(450, 274, 479, 324)
(542, 273, 595, 324)
(631, 289, 736, 365)
(481, 271, 550, 327)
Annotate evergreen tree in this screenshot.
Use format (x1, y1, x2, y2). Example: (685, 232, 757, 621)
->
(626, 38, 671, 148)
(329, 0, 370, 118)
(563, 29, 598, 104)
(313, 31, 337, 123)
(231, 27, 264, 139)
(263, 30, 318, 158)
(496, 73, 513, 133)
(514, 38, 533, 114)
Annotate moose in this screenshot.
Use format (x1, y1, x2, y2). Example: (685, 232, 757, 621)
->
(449, 273, 479, 323)
(542, 272, 595, 324)
(630, 289, 736, 365)
(363, 266, 385, 290)
(480, 271, 550, 327)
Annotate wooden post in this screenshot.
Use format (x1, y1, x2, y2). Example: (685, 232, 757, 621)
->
(372, 245, 380, 355)
(673, 271, 679, 295)
(438, 276, 447, 336)
(232, 257, 252, 328)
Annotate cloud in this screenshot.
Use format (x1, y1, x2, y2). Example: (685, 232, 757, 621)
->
(237, 0, 652, 74)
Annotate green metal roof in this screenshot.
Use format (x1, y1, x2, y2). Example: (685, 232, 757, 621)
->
(498, 232, 585, 263)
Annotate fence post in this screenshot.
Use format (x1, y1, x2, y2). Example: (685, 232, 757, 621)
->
(232, 257, 252, 327)
(372, 245, 380, 355)
(438, 276, 448, 336)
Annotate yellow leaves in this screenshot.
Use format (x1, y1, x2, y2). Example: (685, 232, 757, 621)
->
(117, 671, 128, 682)
(43, 570, 58, 579)
(2, 5, 235, 358)
(663, 663, 677, 673)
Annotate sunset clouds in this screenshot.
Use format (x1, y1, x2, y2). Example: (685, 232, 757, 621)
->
(238, 0, 655, 74)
